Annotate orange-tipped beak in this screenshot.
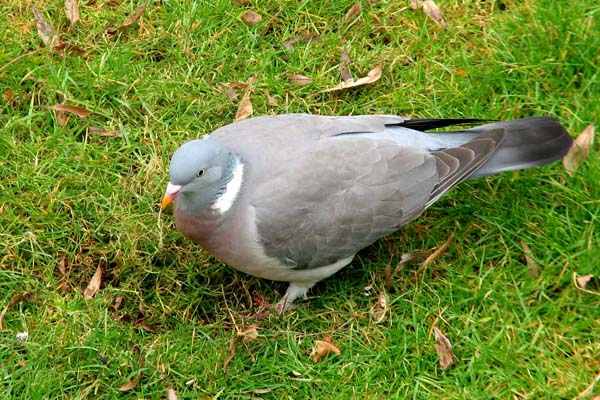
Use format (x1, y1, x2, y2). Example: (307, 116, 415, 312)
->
(161, 182, 182, 208)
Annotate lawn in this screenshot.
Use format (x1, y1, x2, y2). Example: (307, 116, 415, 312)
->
(1, 0, 599, 398)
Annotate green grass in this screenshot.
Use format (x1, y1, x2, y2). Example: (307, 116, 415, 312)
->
(1, 0, 599, 398)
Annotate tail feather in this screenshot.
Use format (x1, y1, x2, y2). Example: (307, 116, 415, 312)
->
(465, 117, 573, 178)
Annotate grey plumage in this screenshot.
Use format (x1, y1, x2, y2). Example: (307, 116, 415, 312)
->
(162, 114, 572, 311)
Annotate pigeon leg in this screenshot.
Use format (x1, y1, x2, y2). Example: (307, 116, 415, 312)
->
(276, 282, 316, 314)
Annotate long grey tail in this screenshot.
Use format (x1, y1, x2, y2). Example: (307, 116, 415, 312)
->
(424, 117, 573, 207)
(465, 116, 573, 178)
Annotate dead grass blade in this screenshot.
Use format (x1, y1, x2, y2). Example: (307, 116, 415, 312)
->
(83, 265, 102, 299)
(118, 346, 143, 391)
(65, 0, 80, 26)
(31, 4, 58, 46)
(563, 124, 595, 176)
(264, 90, 279, 106)
(89, 126, 122, 137)
(0, 292, 34, 330)
(415, 234, 454, 277)
(321, 62, 382, 93)
(520, 240, 540, 277)
(433, 326, 455, 370)
(573, 370, 600, 400)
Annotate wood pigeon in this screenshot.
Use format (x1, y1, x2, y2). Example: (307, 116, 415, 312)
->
(161, 114, 572, 312)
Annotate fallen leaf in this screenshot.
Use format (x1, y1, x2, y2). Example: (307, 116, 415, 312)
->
(223, 325, 259, 372)
(311, 336, 341, 363)
(232, 0, 250, 6)
(576, 274, 594, 289)
(4, 89, 14, 102)
(264, 90, 279, 106)
(65, 0, 80, 26)
(49, 104, 91, 118)
(242, 10, 262, 26)
(344, 2, 362, 24)
(218, 83, 239, 103)
(370, 291, 390, 323)
(167, 388, 178, 400)
(83, 265, 102, 299)
(340, 47, 352, 82)
(0, 292, 34, 330)
(89, 126, 122, 137)
(283, 34, 320, 50)
(415, 234, 454, 276)
(119, 374, 140, 391)
(234, 90, 253, 121)
(31, 4, 58, 46)
(113, 295, 125, 311)
(321, 62, 382, 93)
(421, 0, 447, 29)
(288, 73, 313, 86)
(114, 2, 147, 32)
(119, 346, 143, 391)
(433, 326, 455, 370)
(411, 0, 447, 29)
(520, 240, 540, 277)
(563, 124, 595, 176)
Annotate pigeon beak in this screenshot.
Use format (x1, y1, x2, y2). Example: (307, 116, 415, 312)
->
(161, 182, 182, 208)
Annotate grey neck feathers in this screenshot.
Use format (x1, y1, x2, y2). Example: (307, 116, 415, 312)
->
(176, 155, 241, 216)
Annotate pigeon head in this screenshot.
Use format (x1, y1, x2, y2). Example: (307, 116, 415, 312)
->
(161, 138, 242, 214)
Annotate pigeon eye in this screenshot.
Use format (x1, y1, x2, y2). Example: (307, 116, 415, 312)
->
(196, 169, 205, 177)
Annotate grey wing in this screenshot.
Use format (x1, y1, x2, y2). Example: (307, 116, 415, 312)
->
(250, 136, 440, 269)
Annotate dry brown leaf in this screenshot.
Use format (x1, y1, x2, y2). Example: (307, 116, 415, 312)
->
(340, 47, 352, 82)
(0, 292, 34, 330)
(370, 291, 390, 323)
(89, 126, 122, 137)
(218, 83, 239, 103)
(118, 375, 140, 391)
(31, 4, 58, 46)
(83, 265, 102, 299)
(242, 10, 262, 26)
(49, 104, 91, 118)
(433, 327, 455, 370)
(3, 89, 14, 102)
(65, 0, 80, 26)
(234, 90, 253, 121)
(576, 274, 594, 289)
(283, 34, 320, 50)
(344, 2, 362, 24)
(563, 124, 595, 176)
(321, 63, 382, 93)
(116, 2, 147, 32)
(421, 0, 447, 29)
(311, 336, 341, 363)
(520, 240, 540, 277)
(415, 234, 454, 276)
(113, 295, 125, 311)
(264, 90, 279, 106)
(167, 388, 178, 400)
(288, 73, 313, 86)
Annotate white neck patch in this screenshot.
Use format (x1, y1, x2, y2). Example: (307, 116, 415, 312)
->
(211, 160, 244, 214)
